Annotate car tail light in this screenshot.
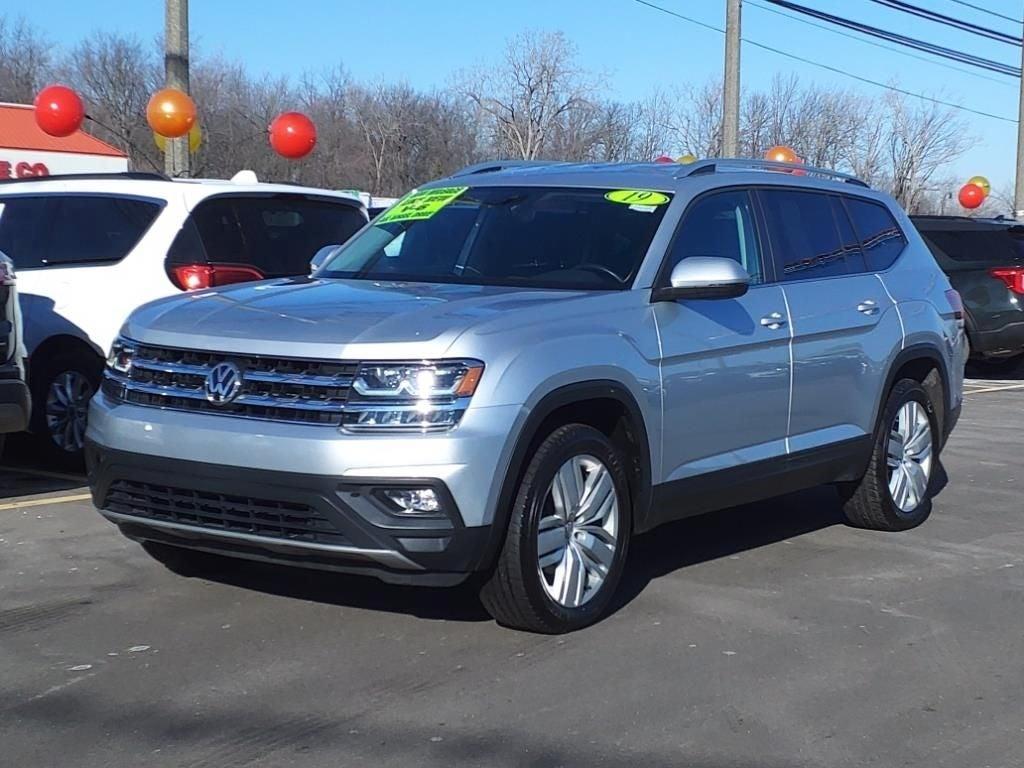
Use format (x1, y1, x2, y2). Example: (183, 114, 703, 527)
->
(944, 288, 965, 328)
(171, 264, 264, 291)
(989, 267, 1024, 295)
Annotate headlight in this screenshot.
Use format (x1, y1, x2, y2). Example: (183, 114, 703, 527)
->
(106, 338, 136, 375)
(343, 360, 484, 433)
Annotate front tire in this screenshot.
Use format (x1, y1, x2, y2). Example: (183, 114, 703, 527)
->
(480, 424, 632, 633)
(29, 348, 103, 468)
(841, 378, 938, 531)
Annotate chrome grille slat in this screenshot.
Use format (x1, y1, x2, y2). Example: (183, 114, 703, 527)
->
(105, 344, 357, 425)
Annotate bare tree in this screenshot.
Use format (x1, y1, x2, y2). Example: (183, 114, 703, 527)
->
(459, 30, 597, 160)
(886, 91, 970, 212)
(58, 32, 161, 169)
(0, 15, 51, 103)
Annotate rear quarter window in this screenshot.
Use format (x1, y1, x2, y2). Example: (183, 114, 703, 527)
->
(845, 197, 907, 272)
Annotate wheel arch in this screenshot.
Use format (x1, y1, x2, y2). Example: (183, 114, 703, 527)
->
(475, 380, 654, 573)
(879, 343, 952, 444)
(28, 333, 104, 387)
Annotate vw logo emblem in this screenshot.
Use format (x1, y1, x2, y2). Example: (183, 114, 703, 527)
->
(205, 361, 243, 405)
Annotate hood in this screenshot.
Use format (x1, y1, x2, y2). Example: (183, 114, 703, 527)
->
(122, 277, 588, 359)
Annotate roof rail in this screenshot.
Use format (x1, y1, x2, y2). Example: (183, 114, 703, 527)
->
(449, 160, 564, 178)
(676, 158, 869, 188)
(0, 171, 169, 185)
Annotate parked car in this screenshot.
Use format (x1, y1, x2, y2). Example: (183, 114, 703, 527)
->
(0, 247, 30, 457)
(0, 171, 367, 464)
(912, 215, 1024, 363)
(86, 159, 966, 633)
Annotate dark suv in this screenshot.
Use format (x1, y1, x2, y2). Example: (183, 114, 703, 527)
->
(0, 250, 30, 456)
(913, 216, 1024, 362)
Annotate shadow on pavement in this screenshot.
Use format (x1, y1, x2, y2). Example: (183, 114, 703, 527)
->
(151, 479, 885, 626)
(966, 356, 1024, 380)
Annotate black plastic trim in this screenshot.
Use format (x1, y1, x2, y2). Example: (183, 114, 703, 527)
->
(85, 442, 487, 576)
(880, 344, 953, 442)
(647, 436, 873, 527)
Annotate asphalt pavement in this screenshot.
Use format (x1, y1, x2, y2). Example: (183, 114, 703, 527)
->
(2, 379, 1024, 767)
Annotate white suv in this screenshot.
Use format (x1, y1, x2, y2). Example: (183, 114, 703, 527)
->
(0, 171, 367, 464)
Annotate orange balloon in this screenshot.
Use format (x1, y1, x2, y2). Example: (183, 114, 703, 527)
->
(147, 88, 197, 138)
(764, 145, 799, 164)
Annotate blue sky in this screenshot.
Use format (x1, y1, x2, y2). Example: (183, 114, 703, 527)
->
(21, 0, 1024, 192)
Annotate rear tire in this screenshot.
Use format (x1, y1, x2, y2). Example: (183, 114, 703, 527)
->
(29, 348, 103, 469)
(841, 379, 938, 531)
(480, 424, 632, 633)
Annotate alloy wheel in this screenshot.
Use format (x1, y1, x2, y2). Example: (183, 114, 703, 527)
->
(536, 454, 619, 608)
(45, 371, 94, 452)
(886, 400, 933, 514)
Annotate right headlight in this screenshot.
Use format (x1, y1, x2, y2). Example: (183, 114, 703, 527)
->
(342, 359, 484, 433)
(106, 337, 136, 375)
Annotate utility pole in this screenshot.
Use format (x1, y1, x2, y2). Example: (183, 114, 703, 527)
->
(722, 0, 742, 158)
(164, 0, 190, 178)
(1016, 33, 1024, 219)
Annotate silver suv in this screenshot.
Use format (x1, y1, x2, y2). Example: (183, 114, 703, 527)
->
(86, 159, 967, 633)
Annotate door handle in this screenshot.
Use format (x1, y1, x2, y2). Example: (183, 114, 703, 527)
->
(857, 299, 879, 315)
(760, 311, 787, 330)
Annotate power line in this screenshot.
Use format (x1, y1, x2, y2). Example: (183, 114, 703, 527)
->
(945, 0, 1022, 25)
(764, 0, 1019, 76)
(747, 0, 1015, 87)
(868, 0, 1020, 45)
(630, 0, 1018, 123)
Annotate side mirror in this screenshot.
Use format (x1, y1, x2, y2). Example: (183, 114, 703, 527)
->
(651, 257, 750, 302)
(310, 244, 340, 273)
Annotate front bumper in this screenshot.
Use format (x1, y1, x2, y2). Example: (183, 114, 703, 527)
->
(0, 370, 30, 434)
(86, 442, 492, 585)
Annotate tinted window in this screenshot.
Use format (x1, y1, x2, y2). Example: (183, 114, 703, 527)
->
(192, 196, 366, 278)
(667, 189, 763, 283)
(916, 225, 1024, 266)
(845, 197, 906, 272)
(831, 196, 867, 273)
(44, 196, 160, 267)
(0, 196, 51, 268)
(760, 189, 848, 281)
(321, 186, 671, 290)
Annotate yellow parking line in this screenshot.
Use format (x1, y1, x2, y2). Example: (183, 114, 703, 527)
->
(0, 492, 93, 511)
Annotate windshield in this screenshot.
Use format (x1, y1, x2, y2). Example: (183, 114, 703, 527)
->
(319, 185, 672, 290)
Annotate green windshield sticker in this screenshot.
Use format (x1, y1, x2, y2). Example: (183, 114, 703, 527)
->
(376, 186, 469, 224)
(605, 189, 671, 206)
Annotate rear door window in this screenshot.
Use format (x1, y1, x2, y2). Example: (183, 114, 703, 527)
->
(0, 196, 53, 268)
(844, 197, 907, 272)
(760, 189, 849, 281)
(43, 196, 161, 267)
(192, 195, 366, 278)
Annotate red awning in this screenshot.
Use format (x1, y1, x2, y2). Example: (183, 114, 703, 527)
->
(0, 102, 126, 157)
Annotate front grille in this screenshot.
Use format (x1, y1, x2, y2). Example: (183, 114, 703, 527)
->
(105, 479, 350, 546)
(103, 343, 357, 425)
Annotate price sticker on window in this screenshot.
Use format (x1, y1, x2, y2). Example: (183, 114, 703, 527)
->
(604, 189, 671, 208)
(376, 186, 469, 224)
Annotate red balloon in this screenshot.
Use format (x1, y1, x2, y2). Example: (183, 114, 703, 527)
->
(959, 183, 985, 210)
(654, 155, 674, 164)
(764, 145, 800, 164)
(34, 85, 85, 137)
(269, 112, 317, 159)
